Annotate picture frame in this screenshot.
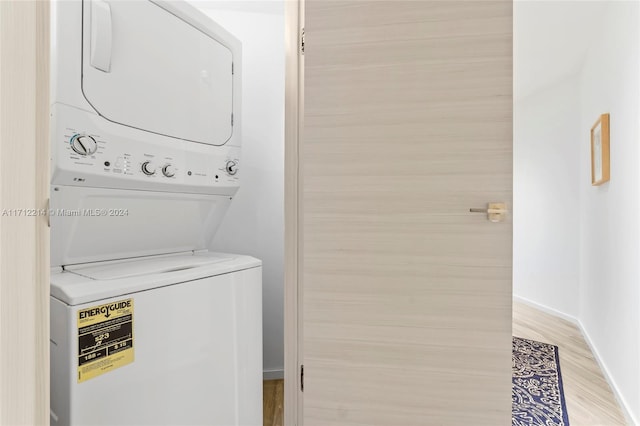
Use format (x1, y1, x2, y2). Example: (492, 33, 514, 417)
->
(591, 113, 610, 186)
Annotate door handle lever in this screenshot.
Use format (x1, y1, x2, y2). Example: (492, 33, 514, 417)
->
(469, 203, 508, 223)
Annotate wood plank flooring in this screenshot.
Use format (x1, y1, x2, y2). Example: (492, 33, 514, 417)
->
(263, 379, 284, 426)
(513, 301, 628, 425)
(265, 302, 627, 426)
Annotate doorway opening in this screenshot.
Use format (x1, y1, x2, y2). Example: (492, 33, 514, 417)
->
(513, 1, 637, 423)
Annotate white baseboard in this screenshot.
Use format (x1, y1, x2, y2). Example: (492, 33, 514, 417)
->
(576, 321, 638, 426)
(263, 368, 284, 380)
(513, 295, 579, 324)
(514, 295, 638, 425)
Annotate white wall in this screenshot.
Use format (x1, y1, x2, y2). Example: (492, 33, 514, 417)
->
(192, 4, 285, 378)
(513, 75, 581, 318)
(578, 1, 640, 422)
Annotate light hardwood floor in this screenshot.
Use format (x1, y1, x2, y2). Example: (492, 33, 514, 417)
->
(264, 379, 284, 426)
(266, 302, 628, 426)
(513, 300, 628, 425)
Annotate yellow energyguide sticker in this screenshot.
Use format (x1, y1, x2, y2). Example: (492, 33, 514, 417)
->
(77, 298, 134, 383)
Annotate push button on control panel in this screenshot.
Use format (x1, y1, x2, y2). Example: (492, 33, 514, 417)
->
(70, 134, 98, 156)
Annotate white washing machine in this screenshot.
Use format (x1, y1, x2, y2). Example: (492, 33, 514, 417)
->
(49, 1, 262, 425)
(50, 252, 262, 426)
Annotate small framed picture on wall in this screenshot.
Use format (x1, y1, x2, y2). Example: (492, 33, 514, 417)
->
(591, 113, 610, 186)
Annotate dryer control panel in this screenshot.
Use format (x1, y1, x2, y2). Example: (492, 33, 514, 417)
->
(51, 104, 240, 196)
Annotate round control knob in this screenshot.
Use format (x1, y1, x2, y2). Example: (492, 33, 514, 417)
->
(162, 164, 176, 177)
(141, 161, 156, 176)
(226, 160, 238, 176)
(70, 134, 98, 156)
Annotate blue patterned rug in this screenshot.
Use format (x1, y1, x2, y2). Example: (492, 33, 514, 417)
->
(512, 337, 570, 426)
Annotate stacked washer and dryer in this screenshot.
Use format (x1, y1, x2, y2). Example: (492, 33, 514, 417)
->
(49, 1, 262, 425)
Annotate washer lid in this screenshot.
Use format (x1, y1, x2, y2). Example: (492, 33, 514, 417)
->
(81, 0, 236, 145)
(51, 252, 262, 306)
(65, 253, 229, 280)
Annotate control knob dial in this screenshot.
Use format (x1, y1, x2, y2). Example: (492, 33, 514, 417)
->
(141, 161, 156, 176)
(162, 164, 176, 177)
(226, 160, 238, 176)
(70, 134, 98, 156)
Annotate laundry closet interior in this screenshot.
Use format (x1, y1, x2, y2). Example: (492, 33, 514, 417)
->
(48, 1, 285, 425)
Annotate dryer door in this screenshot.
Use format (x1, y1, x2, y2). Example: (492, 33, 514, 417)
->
(81, 0, 235, 146)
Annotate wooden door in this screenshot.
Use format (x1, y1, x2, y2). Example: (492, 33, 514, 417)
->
(301, 1, 513, 424)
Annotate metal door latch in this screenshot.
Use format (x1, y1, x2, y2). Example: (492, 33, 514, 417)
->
(469, 202, 508, 223)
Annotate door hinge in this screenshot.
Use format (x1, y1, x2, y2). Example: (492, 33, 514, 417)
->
(231, 113, 234, 126)
(300, 28, 305, 55)
(300, 364, 304, 392)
